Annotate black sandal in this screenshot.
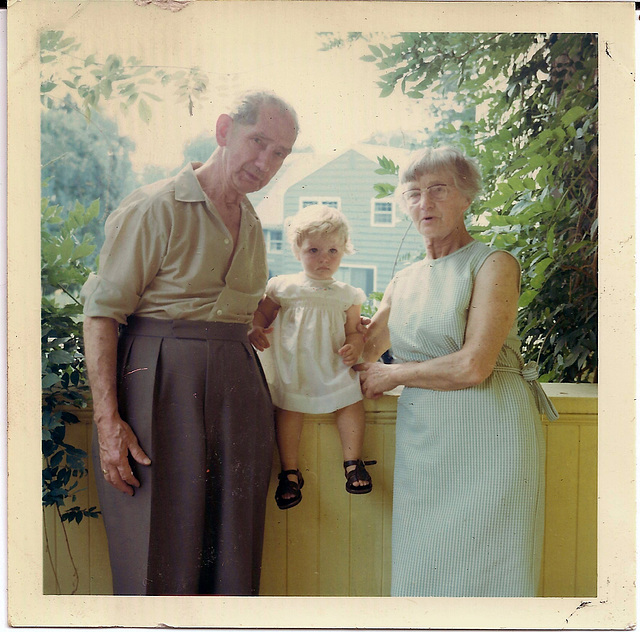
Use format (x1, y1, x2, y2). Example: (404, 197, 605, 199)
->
(275, 469, 304, 510)
(343, 459, 376, 494)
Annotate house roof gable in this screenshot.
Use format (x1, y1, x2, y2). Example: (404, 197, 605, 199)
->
(251, 144, 411, 227)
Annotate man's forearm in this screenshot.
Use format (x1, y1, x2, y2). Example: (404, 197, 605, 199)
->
(83, 316, 120, 422)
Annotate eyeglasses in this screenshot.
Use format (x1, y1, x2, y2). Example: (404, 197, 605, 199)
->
(402, 184, 449, 206)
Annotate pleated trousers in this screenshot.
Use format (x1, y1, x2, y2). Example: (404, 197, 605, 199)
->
(92, 316, 275, 596)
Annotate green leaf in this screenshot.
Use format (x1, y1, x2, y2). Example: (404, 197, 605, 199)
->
(42, 373, 62, 388)
(48, 349, 75, 364)
(519, 289, 537, 308)
(86, 199, 101, 220)
(546, 225, 556, 254)
(71, 243, 95, 261)
(58, 237, 74, 262)
(507, 177, 525, 192)
(561, 106, 588, 127)
(138, 98, 152, 124)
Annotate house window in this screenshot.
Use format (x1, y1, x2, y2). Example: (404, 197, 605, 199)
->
(264, 229, 283, 253)
(335, 265, 375, 297)
(371, 200, 395, 226)
(299, 197, 341, 212)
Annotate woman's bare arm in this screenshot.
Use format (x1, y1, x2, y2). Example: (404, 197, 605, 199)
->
(362, 296, 392, 363)
(357, 252, 520, 397)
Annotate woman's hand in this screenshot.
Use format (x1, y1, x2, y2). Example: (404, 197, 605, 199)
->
(248, 325, 273, 351)
(354, 361, 399, 399)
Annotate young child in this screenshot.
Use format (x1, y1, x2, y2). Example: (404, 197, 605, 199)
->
(249, 205, 375, 510)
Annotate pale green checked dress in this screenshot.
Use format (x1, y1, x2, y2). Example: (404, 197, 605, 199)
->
(386, 240, 558, 597)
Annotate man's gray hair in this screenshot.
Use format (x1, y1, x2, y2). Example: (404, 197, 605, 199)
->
(229, 90, 300, 135)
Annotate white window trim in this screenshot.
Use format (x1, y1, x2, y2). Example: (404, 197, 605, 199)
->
(299, 196, 342, 212)
(337, 263, 378, 295)
(370, 198, 396, 227)
(264, 228, 283, 254)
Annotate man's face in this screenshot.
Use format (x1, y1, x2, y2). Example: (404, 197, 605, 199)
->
(219, 104, 297, 194)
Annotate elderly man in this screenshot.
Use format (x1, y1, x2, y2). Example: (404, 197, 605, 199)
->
(81, 91, 299, 596)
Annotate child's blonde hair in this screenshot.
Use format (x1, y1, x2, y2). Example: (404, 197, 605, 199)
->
(285, 204, 355, 256)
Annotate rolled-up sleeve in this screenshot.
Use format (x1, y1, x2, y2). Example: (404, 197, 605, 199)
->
(81, 190, 169, 324)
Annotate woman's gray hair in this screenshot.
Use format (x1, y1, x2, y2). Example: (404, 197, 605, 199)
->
(397, 146, 482, 205)
(229, 90, 300, 135)
(286, 204, 355, 256)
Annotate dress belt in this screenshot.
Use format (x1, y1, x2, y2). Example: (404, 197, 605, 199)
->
(493, 361, 559, 421)
(123, 315, 250, 342)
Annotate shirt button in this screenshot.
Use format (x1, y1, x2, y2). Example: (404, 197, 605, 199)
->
(224, 238, 230, 245)
(216, 310, 223, 315)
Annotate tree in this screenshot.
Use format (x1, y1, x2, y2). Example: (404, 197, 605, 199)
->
(181, 131, 218, 164)
(41, 96, 138, 263)
(327, 32, 597, 383)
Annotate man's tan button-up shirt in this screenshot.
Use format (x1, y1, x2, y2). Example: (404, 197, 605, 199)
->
(81, 163, 268, 325)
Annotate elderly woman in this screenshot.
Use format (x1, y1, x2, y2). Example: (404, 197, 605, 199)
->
(357, 146, 558, 597)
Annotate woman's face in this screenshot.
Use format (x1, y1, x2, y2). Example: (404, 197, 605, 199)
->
(402, 170, 471, 242)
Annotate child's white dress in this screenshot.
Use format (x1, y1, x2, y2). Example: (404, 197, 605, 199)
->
(259, 272, 367, 414)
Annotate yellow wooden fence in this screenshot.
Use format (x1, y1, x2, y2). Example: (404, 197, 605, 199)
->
(43, 383, 597, 597)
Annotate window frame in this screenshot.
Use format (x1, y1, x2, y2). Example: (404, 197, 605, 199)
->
(264, 228, 283, 254)
(335, 264, 378, 296)
(299, 196, 342, 212)
(370, 198, 396, 227)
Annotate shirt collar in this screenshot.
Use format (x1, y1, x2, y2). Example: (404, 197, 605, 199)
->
(174, 163, 207, 203)
(173, 162, 260, 225)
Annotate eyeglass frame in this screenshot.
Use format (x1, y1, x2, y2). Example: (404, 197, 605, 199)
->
(401, 183, 450, 206)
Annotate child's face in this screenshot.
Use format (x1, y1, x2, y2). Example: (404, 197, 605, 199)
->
(297, 233, 345, 281)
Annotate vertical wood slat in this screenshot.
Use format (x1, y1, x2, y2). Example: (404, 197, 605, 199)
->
(381, 423, 395, 596)
(258, 450, 287, 596)
(87, 428, 113, 595)
(317, 420, 350, 596)
(44, 417, 91, 594)
(575, 423, 598, 596)
(285, 421, 319, 595)
(42, 505, 59, 594)
(542, 422, 580, 597)
(43, 390, 597, 597)
(348, 421, 385, 596)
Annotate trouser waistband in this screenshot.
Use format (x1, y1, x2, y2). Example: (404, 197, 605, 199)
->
(122, 315, 250, 342)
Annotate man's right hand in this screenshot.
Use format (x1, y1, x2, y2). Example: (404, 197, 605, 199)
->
(96, 414, 151, 496)
(84, 316, 151, 495)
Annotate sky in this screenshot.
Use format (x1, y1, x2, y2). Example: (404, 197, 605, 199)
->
(53, 23, 436, 172)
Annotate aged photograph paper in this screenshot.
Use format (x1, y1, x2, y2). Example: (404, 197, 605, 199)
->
(7, 0, 636, 629)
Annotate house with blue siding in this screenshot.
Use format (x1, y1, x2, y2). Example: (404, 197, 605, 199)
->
(248, 144, 426, 300)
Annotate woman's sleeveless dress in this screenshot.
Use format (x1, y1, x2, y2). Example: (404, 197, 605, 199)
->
(259, 272, 367, 414)
(386, 240, 558, 597)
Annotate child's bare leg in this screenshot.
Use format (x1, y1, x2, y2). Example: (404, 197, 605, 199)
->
(335, 401, 369, 488)
(276, 408, 304, 500)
